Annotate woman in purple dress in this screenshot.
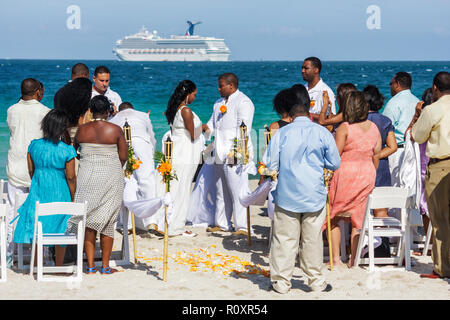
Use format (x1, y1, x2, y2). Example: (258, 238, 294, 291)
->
(363, 85, 398, 218)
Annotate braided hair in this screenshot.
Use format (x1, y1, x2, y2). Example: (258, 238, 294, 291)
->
(165, 80, 197, 125)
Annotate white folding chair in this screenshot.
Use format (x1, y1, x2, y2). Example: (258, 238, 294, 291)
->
(14, 192, 29, 271)
(0, 203, 8, 282)
(30, 201, 87, 282)
(354, 187, 413, 272)
(0, 180, 8, 204)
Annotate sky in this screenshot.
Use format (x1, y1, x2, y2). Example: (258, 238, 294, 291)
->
(0, 0, 449, 61)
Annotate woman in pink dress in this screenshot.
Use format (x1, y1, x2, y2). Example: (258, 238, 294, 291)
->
(328, 91, 381, 267)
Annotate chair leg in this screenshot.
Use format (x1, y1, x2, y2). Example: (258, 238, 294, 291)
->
(423, 220, 432, 256)
(405, 227, 411, 270)
(29, 242, 36, 277)
(18, 243, 23, 271)
(1, 221, 6, 282)
(368, 225, 375, 272)
(339, 220, 347, 262)
(37, 240, 43, 281)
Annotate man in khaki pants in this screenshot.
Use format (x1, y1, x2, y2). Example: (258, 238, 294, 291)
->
(263, 86, 340, 293)
(411, 71, 450, 279)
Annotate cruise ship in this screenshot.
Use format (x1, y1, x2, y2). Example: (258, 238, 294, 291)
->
(113, 21, 230, 61)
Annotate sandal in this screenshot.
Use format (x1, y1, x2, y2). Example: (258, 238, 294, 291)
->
(86, 266, 97, 274)
(100, 266, 118, 274)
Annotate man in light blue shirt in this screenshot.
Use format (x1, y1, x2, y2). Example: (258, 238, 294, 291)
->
(263, 86, 340, 294)
(382, 71, 419, 188)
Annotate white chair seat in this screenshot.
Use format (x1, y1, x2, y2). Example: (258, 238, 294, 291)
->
(372, 217, 402, 227)
(40, 234, 78, 246)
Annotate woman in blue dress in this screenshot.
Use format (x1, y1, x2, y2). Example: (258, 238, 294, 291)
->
(363, 85, 398, 217)
(13, 109, 77, 266)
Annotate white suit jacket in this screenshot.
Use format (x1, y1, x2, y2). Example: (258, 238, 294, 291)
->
(206, 90, 255, 164)
(109, 108, 156, 150)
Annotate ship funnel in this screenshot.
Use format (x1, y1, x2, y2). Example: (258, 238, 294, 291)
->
(186, 21, 202, 36)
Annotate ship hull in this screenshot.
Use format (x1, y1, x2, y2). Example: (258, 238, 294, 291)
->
(113, 49, 229, 62)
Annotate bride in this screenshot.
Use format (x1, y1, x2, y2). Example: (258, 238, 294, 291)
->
(164, 80, 203, 236)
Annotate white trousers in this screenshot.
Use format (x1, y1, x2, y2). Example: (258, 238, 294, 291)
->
(270, 205, 327, 292)
(214, 164, 250, 232)
(118, 138, 157, 230)
(6, 182, 29, 257)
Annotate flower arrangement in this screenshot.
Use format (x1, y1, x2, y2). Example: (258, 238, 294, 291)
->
(227, 138, 248, 165)
(124, 145, 142, 178)
(154, 151, 177, 190)
(323, 168, 334, 188)
(257, 162, 278, 181)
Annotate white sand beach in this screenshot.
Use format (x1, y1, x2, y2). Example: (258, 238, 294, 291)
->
(1, 180, 448, 300)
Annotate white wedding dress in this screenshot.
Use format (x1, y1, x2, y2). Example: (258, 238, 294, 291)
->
(166, 106, 203, 235)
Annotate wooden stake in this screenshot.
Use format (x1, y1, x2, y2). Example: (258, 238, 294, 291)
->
(325, 180, 333, 271)
(131, 212, 138, 264)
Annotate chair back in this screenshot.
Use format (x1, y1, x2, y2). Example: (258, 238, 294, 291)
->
(367, 187, 410, 210)
(35, 201, 87, 218)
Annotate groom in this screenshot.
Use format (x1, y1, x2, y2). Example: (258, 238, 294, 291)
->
(203, 73, 255, 235)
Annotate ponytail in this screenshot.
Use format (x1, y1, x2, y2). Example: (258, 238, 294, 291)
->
(165, 80, 196, 125)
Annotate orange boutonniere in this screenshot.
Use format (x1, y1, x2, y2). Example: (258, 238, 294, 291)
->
(220, 105, 227, 114)
(310, 100, 316, 108)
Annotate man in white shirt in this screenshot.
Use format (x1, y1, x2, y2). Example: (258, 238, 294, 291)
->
(6, 78, 50, 264)
(91, 65, 122, 116)
(203, 73, 255, 235)
(109, 102, 157, 230)
(302, 57, 336, 121)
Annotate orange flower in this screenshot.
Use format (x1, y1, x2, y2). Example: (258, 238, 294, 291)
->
(310, 100, 316, 107)
(220, 105, 227, 114)
(157, 161, 172, 174)
(132, 163, 140, 170)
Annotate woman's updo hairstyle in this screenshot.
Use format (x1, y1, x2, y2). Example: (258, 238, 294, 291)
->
(343, 91, 369, 124)
(89, 95, 111, 115)
(362, 85, 385, 111)
(165, 80, 197, 125)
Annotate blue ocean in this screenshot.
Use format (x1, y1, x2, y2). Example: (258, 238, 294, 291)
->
(0, 60, 448, 180)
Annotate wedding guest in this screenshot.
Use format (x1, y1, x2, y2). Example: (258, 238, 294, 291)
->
(110, 102, 158, 231)
(158, 80, 202, 237)
(411, 72, 450, 279)
(318, 83, 358, 129)
(301, 57, 336, 121)
(203, 73, 255, 235)
(13, 109, 77, 266)
(382, 72, 419, 188)
(6, 78, 49, 266)
(54, 77, 93, 145)
(54, 62, 90, 109)
(66, 95, 127, 274)
(363, 85, 398, 217)
(91, 65, 122, 116)
(328, 91, 381, 267)
(263, 84, 340, 293)
(267, 88, 294, 133)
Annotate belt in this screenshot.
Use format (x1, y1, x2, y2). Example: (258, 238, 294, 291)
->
(429, 156, 450, 165)
(397, 144, 404, 148)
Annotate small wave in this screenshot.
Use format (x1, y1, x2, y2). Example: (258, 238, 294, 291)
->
(426, 69, 432, 72)
(361, 74, 368, 78)
(56, 65, 60, 68)
(143, 67, 150, 70)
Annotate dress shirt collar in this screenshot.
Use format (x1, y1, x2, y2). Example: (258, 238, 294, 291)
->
(293, 115, 312, 123)
(224, 89, 240, 104)
(18, 99, 40, 105)
(394, 89, 411, 97)
(305, 78, 323, 91)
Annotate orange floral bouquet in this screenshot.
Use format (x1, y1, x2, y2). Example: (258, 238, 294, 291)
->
(257, 161, 277, 181)
(124, 145, 142, 178)
(154, 151, 177, 190)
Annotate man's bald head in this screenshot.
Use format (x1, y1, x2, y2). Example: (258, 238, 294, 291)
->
(71, 63, 89, 80)
(21, 78, 40, 99)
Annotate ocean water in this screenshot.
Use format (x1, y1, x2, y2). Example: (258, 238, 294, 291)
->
(0, 60, 448, 180)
